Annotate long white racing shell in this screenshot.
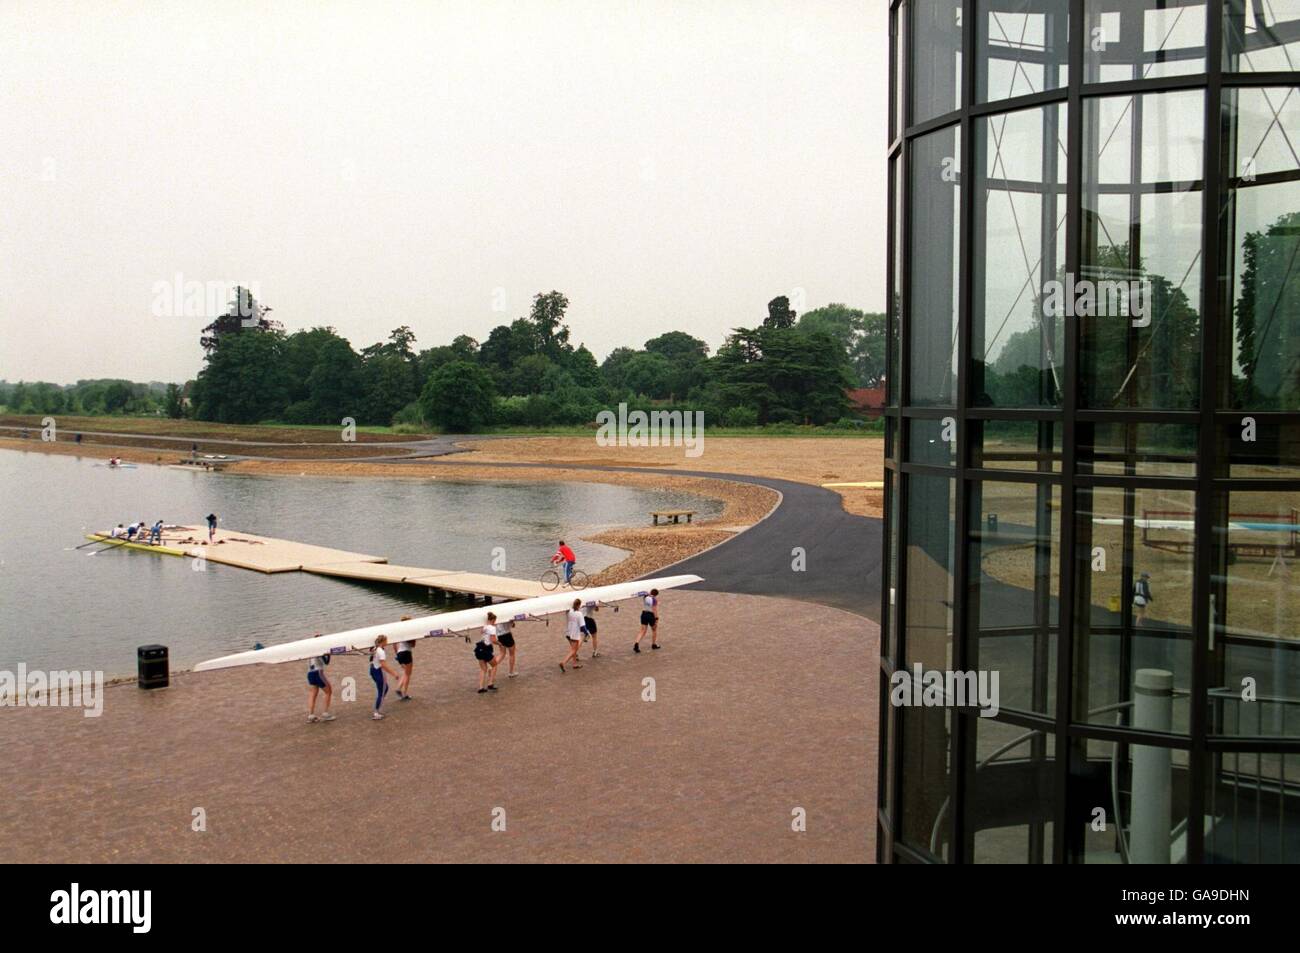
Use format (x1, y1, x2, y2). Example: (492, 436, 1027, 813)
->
(193, 574, 702, 671)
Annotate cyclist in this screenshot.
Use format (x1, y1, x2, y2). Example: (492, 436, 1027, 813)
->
(551, 540, 578, 587)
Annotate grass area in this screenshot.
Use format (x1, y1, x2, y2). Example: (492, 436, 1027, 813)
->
(0, 414, 428, 443)
(0, 413, 884, 441)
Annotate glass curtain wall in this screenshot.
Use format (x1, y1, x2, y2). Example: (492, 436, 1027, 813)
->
(882, 0, 1300, 864)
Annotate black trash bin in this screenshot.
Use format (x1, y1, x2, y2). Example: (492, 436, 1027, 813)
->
(137, 644, 169, 689)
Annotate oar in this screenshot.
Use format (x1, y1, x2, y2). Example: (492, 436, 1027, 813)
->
(87, 536, 133, 556)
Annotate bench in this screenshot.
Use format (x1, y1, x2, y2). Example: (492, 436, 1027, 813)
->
(651, 510, 696, 526)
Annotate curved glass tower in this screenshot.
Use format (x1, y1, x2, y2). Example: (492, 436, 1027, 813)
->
(881, 0, 1300, 863)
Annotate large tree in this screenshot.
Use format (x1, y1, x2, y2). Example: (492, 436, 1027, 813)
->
(419, 360, 496, 432)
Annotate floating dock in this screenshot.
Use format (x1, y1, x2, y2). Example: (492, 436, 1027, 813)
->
(86, 525, 548, 601)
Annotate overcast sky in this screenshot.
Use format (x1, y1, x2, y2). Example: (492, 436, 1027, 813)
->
(0, 0, 886, 384)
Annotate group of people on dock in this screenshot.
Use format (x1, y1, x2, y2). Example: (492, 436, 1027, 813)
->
(109, 519, 164, 545)
(305, 590, 663, 723)
(105, 513, 218, 546)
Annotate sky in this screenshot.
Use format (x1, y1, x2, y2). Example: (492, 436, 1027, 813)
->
(0, 0, 887, 384)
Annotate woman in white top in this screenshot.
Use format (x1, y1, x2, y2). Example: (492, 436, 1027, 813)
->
(394, 615, 415, 701)
(305, 650, 336, 723)
(634, 589, 661, 652)
(475, 612, 501, 693)
(559, 598, 585, 672)
(369, 635, 400, 720)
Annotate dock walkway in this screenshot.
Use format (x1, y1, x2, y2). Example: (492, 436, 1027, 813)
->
(87, 525, 547, 601)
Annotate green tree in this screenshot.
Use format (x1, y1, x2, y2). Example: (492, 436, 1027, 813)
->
(199, 286, 280, 353)
(764, 295, 797, 330)
(419, 360, 496, 432)
(191, 331, 290, 423)
(1234, 210, 1300, 408)
(165, 383, 185, 419)
(715, 324, 851, 424)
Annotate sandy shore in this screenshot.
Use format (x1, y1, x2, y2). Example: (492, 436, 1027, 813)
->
(0, 590, 878, 863)
(1, 438, 781, 584)
(460, 435, 885, 518)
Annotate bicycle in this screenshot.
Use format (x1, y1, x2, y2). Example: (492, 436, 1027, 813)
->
(541, 564, 590, 591)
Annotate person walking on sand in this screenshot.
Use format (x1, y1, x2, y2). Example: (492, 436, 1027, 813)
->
(369, 635, 399, 720)
(475, 613, 501, 693)
(634, 588, 660, 652)
(394, 616, 415, 701)
(560, 598, 584, 672)
(1133, 571, 1154, 623)
(206, 513, 218, 541)
(306, 651, 336, 723)
(582, 604, 600, 658)
(495, 618, 519, 678)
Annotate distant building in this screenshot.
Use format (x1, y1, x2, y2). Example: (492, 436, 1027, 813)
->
(845, 385, 885, 419)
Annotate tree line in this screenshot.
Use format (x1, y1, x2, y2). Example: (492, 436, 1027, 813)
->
(2, 290, 887, 432)
(187, 290, 884, 431)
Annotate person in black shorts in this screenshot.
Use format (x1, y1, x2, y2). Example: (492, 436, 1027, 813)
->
(582, 605, 600, 658)
(394, 616, 415, 701)
(634, 589, 660, 653)
(496, 619, 518, 678)
(474, 613, 501, 693)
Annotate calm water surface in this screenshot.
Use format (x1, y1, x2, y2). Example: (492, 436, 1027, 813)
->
(0, 450, 719, 676)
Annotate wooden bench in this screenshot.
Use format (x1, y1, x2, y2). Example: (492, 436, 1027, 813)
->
(651, 509, 696, 526)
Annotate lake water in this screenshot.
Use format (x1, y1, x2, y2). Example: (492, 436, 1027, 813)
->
(0, 450, 720, 676)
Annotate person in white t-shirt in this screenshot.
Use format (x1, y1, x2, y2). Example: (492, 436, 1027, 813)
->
(474, 612, 501, 693)
(305, 649, 336, 724)
(369, 635, 400, 720)
(559, 598, 585, 672)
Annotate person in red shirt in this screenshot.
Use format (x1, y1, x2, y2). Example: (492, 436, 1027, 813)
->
(551, 541, 577, 586)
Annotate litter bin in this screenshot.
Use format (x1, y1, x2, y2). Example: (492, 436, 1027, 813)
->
(138, 644, 169, 689)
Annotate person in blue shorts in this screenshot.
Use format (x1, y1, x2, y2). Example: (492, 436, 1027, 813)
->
(306, 651, 335, 723)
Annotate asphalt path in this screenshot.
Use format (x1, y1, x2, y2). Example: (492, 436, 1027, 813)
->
(404, 459, 883, 620)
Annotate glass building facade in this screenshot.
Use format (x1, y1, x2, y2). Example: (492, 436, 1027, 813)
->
(882, 0, 1300, 863)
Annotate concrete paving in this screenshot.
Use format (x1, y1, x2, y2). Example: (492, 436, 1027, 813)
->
(0, 590, 876, 863)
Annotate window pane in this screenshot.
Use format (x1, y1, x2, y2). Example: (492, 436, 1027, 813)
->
(1210, 492, 1300, 738)
(1073, 487, 1195, 733)
(1084, 0, 1207, 83)
(905, 474, 956, 675)
(968, 480, 1060, 715)
(889, 155, 902, 407)
(972, 103, 1067, 407)
(1221, 87, 1300, 411)
(966, 717, 1056, 863)
(1080, 90, 1204, 410)
(907, 417, 958, 466)
(893, 1, 908, 137)
(1205, 752, 1300, 863)
(1069, 737, 1192, 863)
(1077, 421, 1199, 476)
(909, 124, 962, 407)
(972, 419, 1062, 472)
(977, 0, 1069, 104)
(911, 0, 963, 126)
(1219, 416, 1300, 477)
(1224, 0, 1300, 73)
